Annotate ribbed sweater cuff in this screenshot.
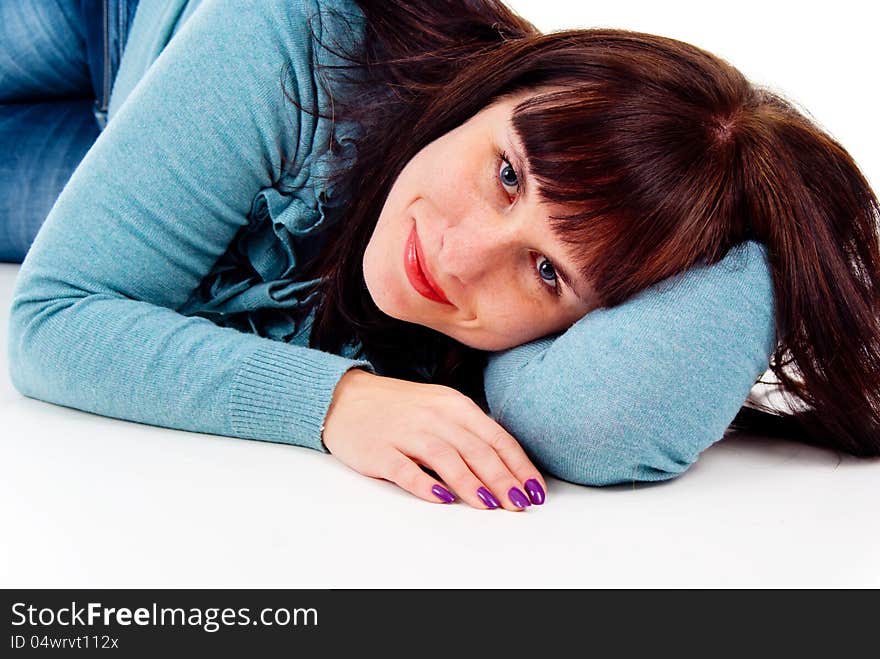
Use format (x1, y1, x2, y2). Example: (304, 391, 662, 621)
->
(228, 343, 375, 453)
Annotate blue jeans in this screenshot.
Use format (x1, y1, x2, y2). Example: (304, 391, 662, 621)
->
(0, 0, 140, 263)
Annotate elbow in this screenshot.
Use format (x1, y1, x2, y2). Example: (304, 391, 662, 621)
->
(510, 418, 705, 487)
(6, 277, 75, 399)
(7, 291, 39, 398)
(546, 436, 698, 487)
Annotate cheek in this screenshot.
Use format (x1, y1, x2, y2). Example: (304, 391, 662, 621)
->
(479, 295, 546, 345)
(425, 146, 481, 198)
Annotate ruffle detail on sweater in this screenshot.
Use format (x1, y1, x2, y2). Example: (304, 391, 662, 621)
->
(175, 0, 367, 357)
(174, 129, 359, 344)
(176, 125, 358, 343)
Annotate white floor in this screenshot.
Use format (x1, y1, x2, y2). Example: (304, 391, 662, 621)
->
(2, 262, 878, 588)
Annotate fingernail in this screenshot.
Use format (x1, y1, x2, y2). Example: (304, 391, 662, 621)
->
(524, 478, 545, 505)
(476, 486, 500, 509)
(508, 487, 531, 508)
(432, 484, 455, 503)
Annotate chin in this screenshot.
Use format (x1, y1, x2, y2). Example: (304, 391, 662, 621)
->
(436, 329, 501, 352)
(362, 261, 402, 318)
(366, 287, 405, 322)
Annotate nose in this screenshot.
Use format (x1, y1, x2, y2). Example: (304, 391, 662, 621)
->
(438, 209, 518, 286)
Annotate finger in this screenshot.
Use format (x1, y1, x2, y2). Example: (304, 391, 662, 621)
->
(444, 429, 537, 511)
(458, 400, 548, 505)
(404, 437, 521, 512)
(382, 449, 459, 505)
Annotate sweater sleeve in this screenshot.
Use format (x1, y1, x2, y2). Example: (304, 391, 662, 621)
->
(482, 240, 776, 486)
(6, 0, 374, 453)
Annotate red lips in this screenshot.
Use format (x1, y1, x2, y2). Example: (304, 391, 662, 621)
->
(404, 224, 452, 305)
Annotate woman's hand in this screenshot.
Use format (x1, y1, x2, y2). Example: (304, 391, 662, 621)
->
(322, 369, 547, 511)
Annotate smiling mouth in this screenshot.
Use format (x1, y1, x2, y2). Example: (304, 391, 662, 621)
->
(404, 224, 452, 305)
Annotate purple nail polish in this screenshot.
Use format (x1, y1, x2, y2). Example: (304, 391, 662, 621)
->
(432, 484, 455, 503)
(524, 478, 545, 505)
(476, 486, 500, 509)
(508, 487, 531, 508)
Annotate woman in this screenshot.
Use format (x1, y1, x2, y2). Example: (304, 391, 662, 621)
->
(5, 0, 879, 512)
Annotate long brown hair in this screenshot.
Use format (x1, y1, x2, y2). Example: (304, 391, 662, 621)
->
(282, 0, 880, 457)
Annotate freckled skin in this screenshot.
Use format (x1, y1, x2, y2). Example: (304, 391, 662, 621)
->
(363, 89, 599, 351)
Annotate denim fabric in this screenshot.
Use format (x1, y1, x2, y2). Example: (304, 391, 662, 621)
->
(83, 0, 142, 130)
(0, 0, 139, 263)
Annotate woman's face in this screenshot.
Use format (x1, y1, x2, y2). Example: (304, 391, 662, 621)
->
(363, 89, 600, 351)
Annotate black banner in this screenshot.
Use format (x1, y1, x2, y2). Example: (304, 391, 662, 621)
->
(1, 588, 874, 655)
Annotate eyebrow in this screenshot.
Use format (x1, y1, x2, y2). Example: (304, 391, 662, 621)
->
(553, 260, 588, 303)
(506, 129, 590, 305)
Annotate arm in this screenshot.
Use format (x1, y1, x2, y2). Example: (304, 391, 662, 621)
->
(483, 240, 776, 486)
(6, 0, 373, 453)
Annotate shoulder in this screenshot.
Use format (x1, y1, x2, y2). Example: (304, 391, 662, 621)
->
(214, 0, 364, 33)
(200, 0, 366, 62)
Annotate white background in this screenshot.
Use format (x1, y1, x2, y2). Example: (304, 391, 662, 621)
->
(1, 0, 878, 588)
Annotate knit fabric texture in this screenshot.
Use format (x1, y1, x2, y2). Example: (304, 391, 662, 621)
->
(6, 0, 776, 486)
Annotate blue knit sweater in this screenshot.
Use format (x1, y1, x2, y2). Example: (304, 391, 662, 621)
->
(6, 0, 776, 486)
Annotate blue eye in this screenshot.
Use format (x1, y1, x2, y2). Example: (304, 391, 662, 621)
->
(498, 152, 519, 196)
(535, 255, 562, 298)
(496, 150, 562, 300)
